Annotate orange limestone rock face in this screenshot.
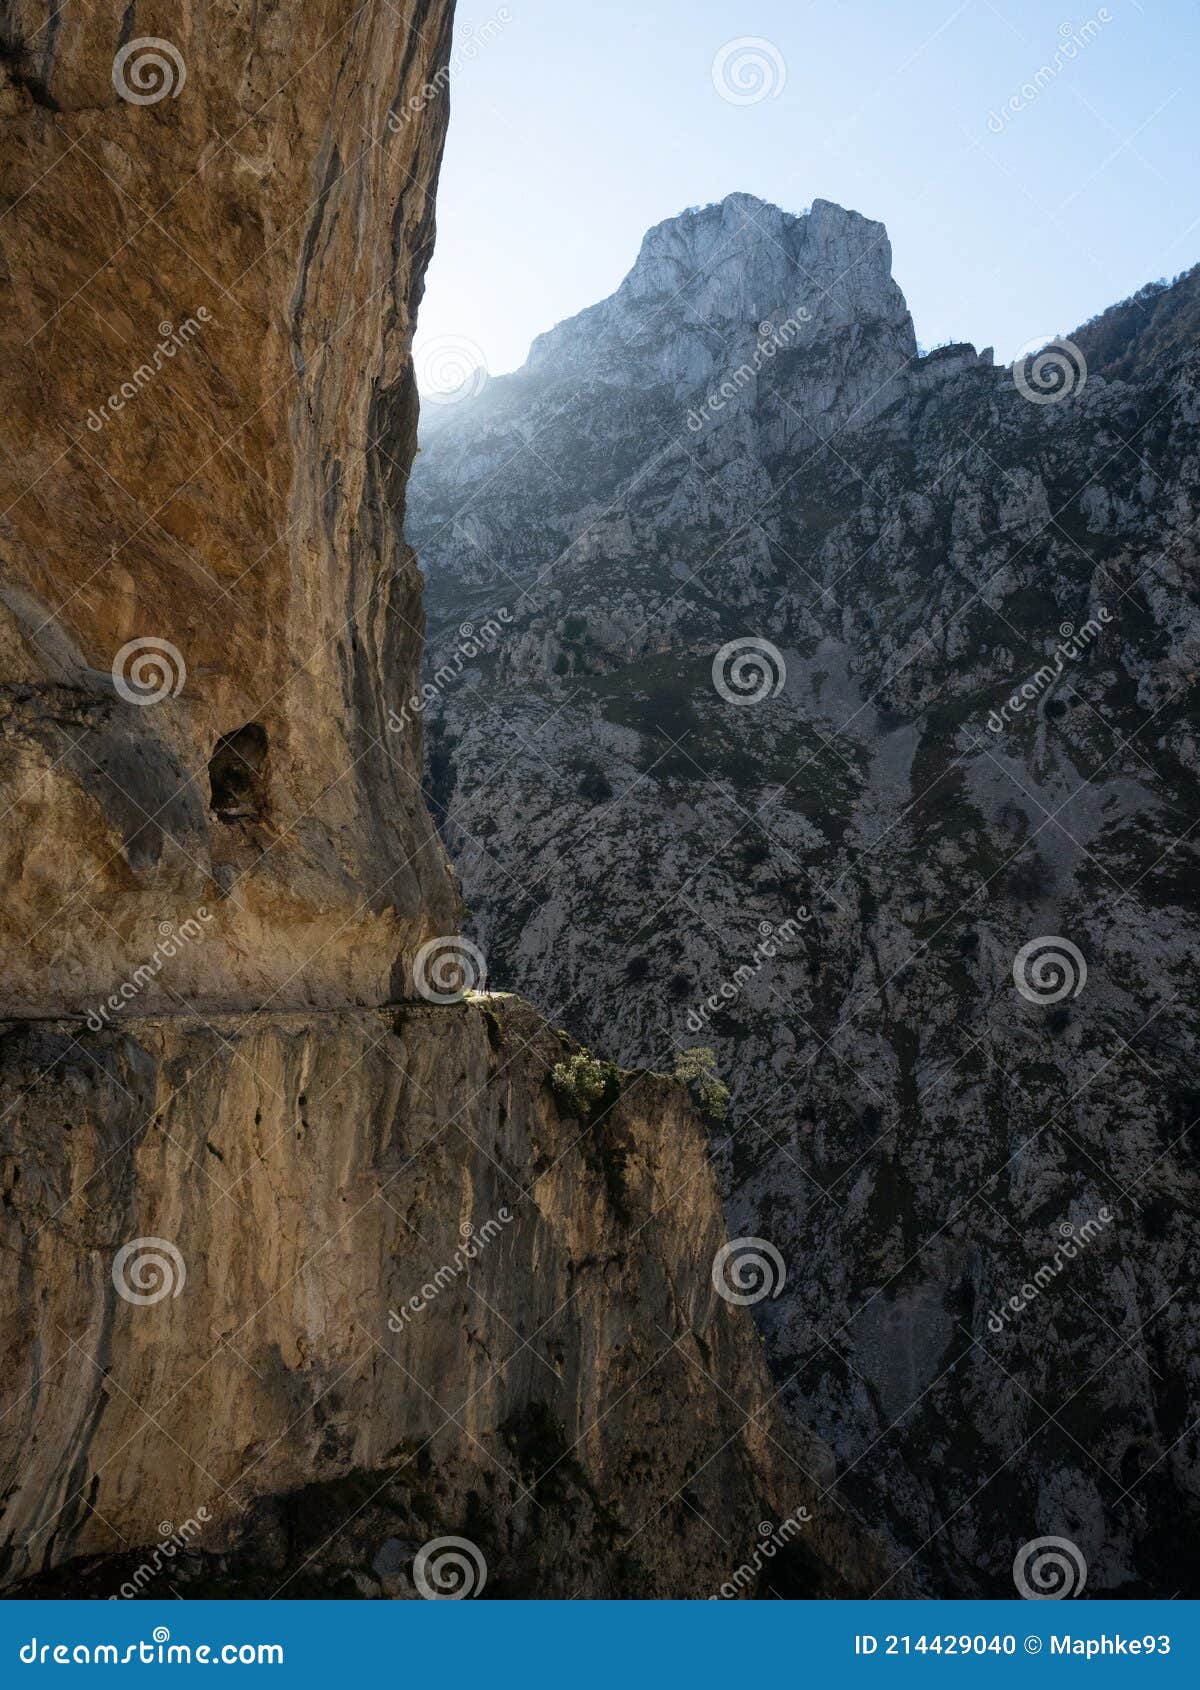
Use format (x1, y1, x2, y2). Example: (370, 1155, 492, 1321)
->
(0, 1, 457, 1016)
(0, 5, 899, 1601)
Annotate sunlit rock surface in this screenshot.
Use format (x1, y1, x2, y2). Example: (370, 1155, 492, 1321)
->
(0, 15, 885, 1600)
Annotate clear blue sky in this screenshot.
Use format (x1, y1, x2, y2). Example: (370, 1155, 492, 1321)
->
(416, 0, 1199, 384)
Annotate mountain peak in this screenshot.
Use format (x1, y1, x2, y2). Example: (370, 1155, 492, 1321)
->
(522, 193, 916, 387)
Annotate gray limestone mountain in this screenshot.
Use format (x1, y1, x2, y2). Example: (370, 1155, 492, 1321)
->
(409, 193, 1200, 1596)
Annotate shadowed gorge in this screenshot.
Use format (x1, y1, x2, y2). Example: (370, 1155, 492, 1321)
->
(410, 194, 1200, 1597)
(1, 0, 1197, 1616)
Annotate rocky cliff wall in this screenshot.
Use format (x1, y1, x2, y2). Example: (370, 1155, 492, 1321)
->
(0, 7, 887, 1599)
(0, 999, 883, 1597)
(0, 0, 457, 1015)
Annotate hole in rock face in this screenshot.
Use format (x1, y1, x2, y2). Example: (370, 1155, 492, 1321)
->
(209, 723, 269, 824)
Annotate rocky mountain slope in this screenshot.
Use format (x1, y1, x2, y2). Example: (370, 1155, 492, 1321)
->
(0, 14, 878, 1600)
(409, 193, 1200, 1596)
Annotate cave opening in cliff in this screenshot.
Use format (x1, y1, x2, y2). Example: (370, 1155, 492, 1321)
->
(209, 722, 270, 824)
